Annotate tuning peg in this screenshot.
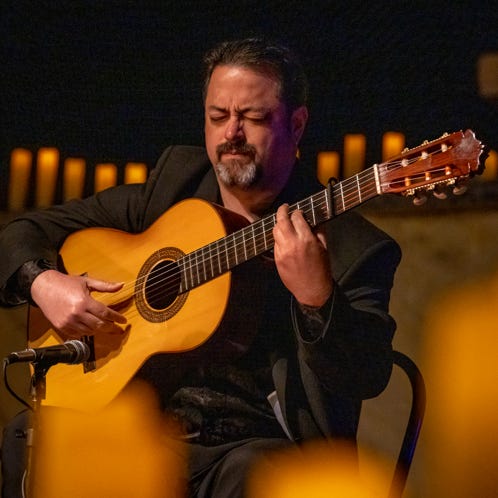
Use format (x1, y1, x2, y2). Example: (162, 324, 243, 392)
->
(412, 191, 427, 206)
(433, 185, 448, 200)
(453, 183, 468, 196)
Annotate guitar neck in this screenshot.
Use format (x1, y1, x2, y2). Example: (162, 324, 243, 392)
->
(179, 166, 379, 292)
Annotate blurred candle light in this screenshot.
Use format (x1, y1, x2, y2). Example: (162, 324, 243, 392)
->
(63, 158, 86, 201)
(382, 131, 405, 162)
(422, 270, 498, 498)
(248, 440, 390, 498)
(343, 134, 366, 178)
(481, 149, 497, 181)
(124, 162, 148, 184)
(94, 163, 117, 192)
(317, 151, 340, 185)
(8, 148, 33, 211)
(35, 147, 60, 208)
(30, 380, 187, 498)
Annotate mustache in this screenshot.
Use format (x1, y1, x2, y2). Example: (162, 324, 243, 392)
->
(216, 142, 256, 159)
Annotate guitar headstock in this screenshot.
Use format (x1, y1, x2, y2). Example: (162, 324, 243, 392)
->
(378, 129, 485, 204)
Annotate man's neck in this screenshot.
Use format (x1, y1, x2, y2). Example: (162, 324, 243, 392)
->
(218, 184, 277, 222)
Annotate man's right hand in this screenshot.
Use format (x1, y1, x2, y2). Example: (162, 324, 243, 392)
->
(30, 270, 127, 339)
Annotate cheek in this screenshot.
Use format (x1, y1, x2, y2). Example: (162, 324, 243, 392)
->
(204, 125, 220, 163)
(261, 131, 295, 162)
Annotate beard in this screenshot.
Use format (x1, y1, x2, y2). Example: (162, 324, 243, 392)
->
(214, 142, 260, 189)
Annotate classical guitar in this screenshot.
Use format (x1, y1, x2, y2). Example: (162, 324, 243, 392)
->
(28, 129, 484, 412)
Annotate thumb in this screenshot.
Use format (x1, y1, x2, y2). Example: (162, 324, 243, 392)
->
(85, 277, 124, 293)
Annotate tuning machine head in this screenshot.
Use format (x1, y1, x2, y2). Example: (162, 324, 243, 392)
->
(412, 191, 428, 206)
(432, 185, 448, 200)
(452, 182, 468, 196)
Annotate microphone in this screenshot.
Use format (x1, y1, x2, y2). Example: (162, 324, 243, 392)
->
(5, 340, 91, 366)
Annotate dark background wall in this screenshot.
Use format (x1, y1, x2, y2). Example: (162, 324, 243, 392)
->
(1, 1, 497, 205)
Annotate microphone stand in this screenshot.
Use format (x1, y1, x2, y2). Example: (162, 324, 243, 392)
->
(24, 361, 51, 498)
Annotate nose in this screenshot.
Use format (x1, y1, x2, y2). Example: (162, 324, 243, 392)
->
(224, 116, 245, 142)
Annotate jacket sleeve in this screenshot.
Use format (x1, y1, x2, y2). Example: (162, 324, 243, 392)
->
(0, 146, 212, 306)
(292, 213, 401, 400)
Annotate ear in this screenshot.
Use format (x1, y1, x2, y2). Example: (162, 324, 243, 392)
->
(291, 106, 309, 144)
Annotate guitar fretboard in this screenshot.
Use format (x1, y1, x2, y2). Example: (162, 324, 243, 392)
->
(178, 167, 380, 292)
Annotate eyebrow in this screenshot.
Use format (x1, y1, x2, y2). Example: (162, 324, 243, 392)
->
(206, 105, 272, 115)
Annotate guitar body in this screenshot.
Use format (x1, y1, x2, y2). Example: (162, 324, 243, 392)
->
(28, 198, 251, 412)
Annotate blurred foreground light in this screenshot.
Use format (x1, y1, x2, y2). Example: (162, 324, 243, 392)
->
(248, 439, 391, 498)
(29, 379, 187, 498)
(422, 270, 498, 498)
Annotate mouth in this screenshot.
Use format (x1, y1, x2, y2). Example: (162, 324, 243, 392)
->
(222, 149, 248, 158)
(216, 142, 256, 162)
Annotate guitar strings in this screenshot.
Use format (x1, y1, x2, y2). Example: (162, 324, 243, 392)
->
(102, 151, 451, 318)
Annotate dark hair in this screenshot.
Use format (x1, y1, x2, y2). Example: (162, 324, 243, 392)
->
(202, 38, 308, 112)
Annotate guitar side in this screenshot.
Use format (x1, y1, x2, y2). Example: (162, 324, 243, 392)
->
(28, 199, 232, 412)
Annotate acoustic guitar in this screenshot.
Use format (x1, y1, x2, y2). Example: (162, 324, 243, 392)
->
(28, 129, 484, 412)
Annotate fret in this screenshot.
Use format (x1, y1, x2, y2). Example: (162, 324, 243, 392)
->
(231, 233, 238, 266)
(196, 250, 201, 286)
(310, 196, 317, 226)
(201, 245, 207, 283)
(209, 244, 214, 280)
(338, 181, 345, 214)
(251, 224, 257, 257)
(260, 219, 267, 251)
(188, 253, 194, 289)
(216, 239, 222, 275)
(356, 175, 362, 204)
(325, 186, 330, 218)
(224, 237, 230, 273)
(241, 230, 248, 261)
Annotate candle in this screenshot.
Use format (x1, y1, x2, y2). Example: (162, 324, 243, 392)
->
(343, 134, 366, 178)
(382, 131, 405, 162)
(124, 162, 147, 184)
(8, 148, 33, 211)
(481, 149, 497, 181)
(63, 158, 86, 201)
(94, 163, 117, 193)
(316, 151, 340, 185)
(35, 147, 59, 208)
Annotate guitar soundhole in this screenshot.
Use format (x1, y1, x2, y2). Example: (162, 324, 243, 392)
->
(144, 260, 180, 310)
(135, 247, 188, 322)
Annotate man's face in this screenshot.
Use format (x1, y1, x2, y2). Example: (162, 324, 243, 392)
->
(204, 65, 307, 191)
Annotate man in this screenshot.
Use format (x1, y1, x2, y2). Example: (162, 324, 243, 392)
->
(0, 38, 401, 497)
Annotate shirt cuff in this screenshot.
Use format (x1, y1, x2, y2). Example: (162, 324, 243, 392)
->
(294, 293, 334, 342)
(15, 259, 57, 304)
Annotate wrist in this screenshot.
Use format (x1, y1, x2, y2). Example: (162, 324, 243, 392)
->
(16, 259, 58, 305)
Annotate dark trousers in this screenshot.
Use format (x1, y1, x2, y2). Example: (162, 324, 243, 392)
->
(189, 437, 292, 498)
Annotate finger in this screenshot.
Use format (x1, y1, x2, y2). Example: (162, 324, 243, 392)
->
(289, 209, 312, 235)
(316, 229, 328, 249)
(274, 204, 295, 235)
(85, 278, 124, 293)
(88, 299, 128, 325)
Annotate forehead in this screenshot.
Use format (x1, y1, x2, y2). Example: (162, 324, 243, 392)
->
(205, 65, 282, 106)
